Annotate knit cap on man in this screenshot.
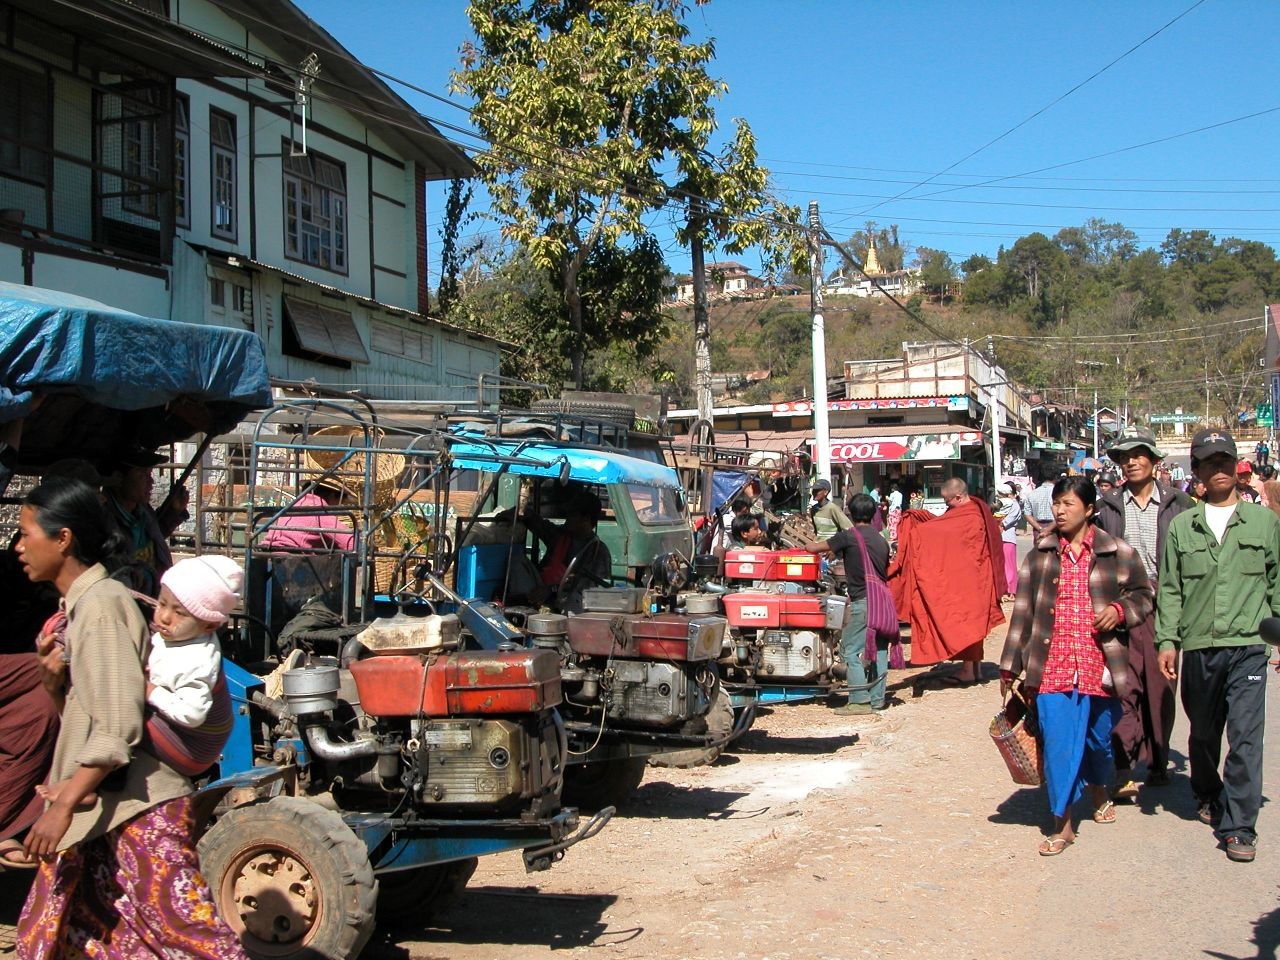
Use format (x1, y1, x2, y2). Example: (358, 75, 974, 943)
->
(161, 555, 244, 625)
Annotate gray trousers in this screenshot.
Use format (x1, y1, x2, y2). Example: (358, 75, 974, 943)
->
(1181, 645, 1269, 842)
(841, 597, 887, 708)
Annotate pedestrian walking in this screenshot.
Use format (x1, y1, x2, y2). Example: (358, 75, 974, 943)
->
(805, 493, 891, 715)
(890, 478, 1006, 686)
(1235, 461, 1261, 504)
(1093, 427, 1192, 798)
(1024, 475, 1056, 535)
(994, 482, 1021, 602)
(999, 476, 1154, 857)
(13, 477, 247, 958)
(1155, 429, 1280, 863)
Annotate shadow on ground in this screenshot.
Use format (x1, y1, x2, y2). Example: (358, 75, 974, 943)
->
(731, 729, 859, 756)
(1204, 902, 1280, 960)
(621, 781, 759, 820)
(367, 887, 627, 956)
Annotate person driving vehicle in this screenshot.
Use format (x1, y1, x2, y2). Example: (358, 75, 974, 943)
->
(521, 487, 612, 613)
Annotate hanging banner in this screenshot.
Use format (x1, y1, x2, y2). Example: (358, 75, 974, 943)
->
(774, 396, 969, 415)
(829, 432, 981, 463)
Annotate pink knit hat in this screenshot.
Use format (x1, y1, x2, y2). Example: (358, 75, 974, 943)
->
(161, 556, 244, 625)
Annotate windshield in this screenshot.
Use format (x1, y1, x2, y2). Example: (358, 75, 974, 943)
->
(626, 483, 684, 526)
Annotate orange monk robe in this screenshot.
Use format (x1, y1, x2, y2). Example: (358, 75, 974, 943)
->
(888, 498, 1006, 666)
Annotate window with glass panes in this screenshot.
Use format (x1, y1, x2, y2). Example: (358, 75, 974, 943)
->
(173, 95, 189, 227)
(0, 62, 50, 184)
(122, 88, 161, 217)
(210, 109, 236, 240)
(282, 145, 347, 273)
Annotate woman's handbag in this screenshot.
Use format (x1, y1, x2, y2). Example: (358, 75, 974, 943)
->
(990, 680, 1042, 786)
(849, 526, 900, 661)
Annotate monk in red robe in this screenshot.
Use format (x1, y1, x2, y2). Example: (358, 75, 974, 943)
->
(888, 477, 1006, 683)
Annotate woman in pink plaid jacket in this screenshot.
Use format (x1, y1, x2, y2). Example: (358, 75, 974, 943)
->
(998, 476, 1153, 857)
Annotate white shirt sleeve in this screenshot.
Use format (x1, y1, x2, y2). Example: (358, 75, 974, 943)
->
(146, 632, 221, 728)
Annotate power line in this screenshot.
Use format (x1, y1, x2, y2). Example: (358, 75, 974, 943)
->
(914, 103, 1280, 203)
(852, 0, 1209, 219)
(992, 314, 1264, 342)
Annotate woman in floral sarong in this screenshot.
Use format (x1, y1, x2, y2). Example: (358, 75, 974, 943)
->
(14, 477, 246, 960)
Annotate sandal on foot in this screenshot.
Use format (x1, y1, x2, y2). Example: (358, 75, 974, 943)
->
(1038, 836, 1074, 857)
(1093, 800, 1117, 824)
(0, 838, 37, 869)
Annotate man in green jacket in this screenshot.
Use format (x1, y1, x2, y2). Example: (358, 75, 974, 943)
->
(1156, 428, 1280, 863)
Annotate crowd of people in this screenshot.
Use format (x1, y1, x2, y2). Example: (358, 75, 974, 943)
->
(1000, 427, 1278, 863)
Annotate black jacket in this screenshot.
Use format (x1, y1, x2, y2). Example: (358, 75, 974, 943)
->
(1093, 480, 1193, 569)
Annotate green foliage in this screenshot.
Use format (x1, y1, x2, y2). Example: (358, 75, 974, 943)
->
(453, 0, 804, 388)
(436, 178, 477, 315)
(445, 237, 673, 393)
(916, 247, 957, 302)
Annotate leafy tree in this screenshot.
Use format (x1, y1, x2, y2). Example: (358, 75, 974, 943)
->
(454, 0, 801, 390)
(1161, 228, 1217, 267)
(959, 253, 992, 276)
(916, 247, 957, 302)
(436, 178, 478, 315)
(1083, 218, 1138, 264)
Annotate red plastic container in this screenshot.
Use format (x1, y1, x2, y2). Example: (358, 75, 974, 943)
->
(779, 595, 826, 629)
(724, 550, 820, 582)
(722, 592, 783, 628)
(350, 650, 562, 717)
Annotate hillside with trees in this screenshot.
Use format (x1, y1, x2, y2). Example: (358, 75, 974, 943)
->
(647, 219, 1275, 427)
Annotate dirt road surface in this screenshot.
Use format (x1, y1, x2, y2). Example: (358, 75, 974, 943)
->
(4, 624, 1277, 959)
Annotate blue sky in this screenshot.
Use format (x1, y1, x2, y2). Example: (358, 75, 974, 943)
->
(296, 0, 1280, 283)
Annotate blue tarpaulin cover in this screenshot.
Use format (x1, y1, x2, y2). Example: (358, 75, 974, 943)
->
(0, 282, 271, 422)
(447, 432, 684, 491)
(0, 282, 272, 469)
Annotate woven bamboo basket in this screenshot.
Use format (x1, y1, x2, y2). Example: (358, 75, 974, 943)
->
(371, 508, 436, 593)
(301, 425, 406, 507)
(989, 683, 1042, 786)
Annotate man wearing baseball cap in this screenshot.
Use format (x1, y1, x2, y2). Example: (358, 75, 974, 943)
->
(1094, 427, 1193, 798)
(1156, 428, 1280, 863)
(809, 478, 852, 541)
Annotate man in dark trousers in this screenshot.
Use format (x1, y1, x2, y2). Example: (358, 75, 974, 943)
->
(805, 493, 891, 715)
(1156, 429, 1280, 863)
(1094, 427, 1192, 798)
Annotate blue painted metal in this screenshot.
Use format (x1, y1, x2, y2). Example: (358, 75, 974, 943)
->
(196, 764, 292, 800)
(728, 685, 829, 707)
(447, 434, 684, 491)
(219, 659, 266, 777)
(347, 809, 579, 873)
(272, 737, 309, 767)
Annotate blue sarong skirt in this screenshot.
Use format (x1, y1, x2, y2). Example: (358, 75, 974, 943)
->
(1036, 690, 1122, 818)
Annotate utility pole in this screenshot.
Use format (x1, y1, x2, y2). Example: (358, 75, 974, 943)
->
(690, 201, 712, 425)
(1204, 358, 1210, 425)
(987, 335, 1001, 490)
(1093, 389, 1100, 458)
(807, 201, 830, 483)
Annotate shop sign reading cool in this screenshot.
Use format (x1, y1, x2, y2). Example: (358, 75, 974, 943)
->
(830, 432, 980, 463)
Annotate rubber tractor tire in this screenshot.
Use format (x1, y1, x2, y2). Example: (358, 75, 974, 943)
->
(647, 687, 736, 769)
(197, 796, 377, 960)
(530, 398, 636, 427)
(375, 856, 478, 925)
(560, 756, 647, 811)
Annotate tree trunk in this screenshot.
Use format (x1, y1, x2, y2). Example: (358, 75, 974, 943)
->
(565, 266, 585, 388)
(691, 212, 711, 423)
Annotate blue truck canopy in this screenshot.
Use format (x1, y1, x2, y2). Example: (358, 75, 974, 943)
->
(0, 282, 271, 472)
(448, 433, 684, 491)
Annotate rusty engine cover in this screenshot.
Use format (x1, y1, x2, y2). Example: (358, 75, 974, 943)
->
(349, 649, 562, 717)
(564, 612, 725, 661)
